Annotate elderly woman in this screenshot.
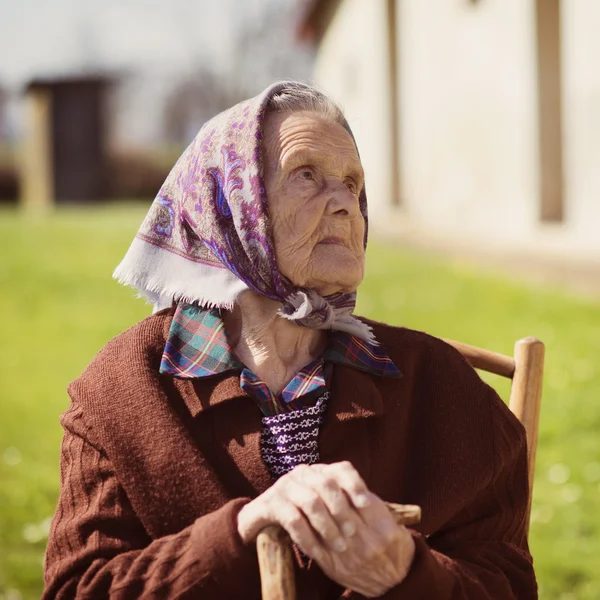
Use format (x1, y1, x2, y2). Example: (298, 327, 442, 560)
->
(43, 81, 536, 599)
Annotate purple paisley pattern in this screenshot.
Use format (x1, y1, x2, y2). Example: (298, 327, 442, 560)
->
(207, 144, 245, 219)
(127, 81, 370, 331)
(152, 196, 175, 238)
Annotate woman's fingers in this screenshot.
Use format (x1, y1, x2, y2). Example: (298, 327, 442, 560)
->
(297, 463, 403, 560)
(290, 464, 360, 541)
(318, 461, 371, 509)
(356, 492, 400, 541)
(274, 503, 323, 558)
(286, 462, 399, 554)
(274, 478, 347, 552)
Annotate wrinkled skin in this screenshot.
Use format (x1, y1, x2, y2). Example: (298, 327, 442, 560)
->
(237, 462, 415, 597)
(263, 111, 366, 296)
(235, 112, 415, 597)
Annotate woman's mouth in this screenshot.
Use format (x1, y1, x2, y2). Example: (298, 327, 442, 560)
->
(319, 237, 346, 246)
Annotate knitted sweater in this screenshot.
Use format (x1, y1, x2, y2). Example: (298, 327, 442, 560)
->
(43, 309, 537, 599)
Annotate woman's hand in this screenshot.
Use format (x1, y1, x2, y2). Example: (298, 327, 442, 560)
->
(237, 461, 415, 597)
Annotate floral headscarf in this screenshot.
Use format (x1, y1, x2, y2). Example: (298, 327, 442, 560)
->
(113, 81, 375, 343)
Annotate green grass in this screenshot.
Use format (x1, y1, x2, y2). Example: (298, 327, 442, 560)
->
(1, 205, 599, 599)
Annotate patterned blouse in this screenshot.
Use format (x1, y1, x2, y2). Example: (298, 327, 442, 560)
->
(160, 304, 400, 480)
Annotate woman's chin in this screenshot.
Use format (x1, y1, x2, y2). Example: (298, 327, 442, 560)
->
(307, 264, 364, 296)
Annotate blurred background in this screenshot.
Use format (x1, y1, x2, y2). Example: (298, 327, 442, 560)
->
(1, 1, 599, 598)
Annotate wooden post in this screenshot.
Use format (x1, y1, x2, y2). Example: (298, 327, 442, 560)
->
(509, 337, 545, 533)
(257, 525, 296, 600)
(21, 87, 54, 211)
(387, 0, 401, 206)
(535, 0, 564, 222)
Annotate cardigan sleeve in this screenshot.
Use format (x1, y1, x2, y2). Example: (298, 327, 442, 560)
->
(43, 403, 261, 600)
(345, 390, 538, 600)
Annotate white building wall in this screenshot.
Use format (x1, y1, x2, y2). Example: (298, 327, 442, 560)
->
(397, 0, 539, 246)
(312, 0, 394, 217)
(313, 0, 600, 258)
(561, 0, 600, 255)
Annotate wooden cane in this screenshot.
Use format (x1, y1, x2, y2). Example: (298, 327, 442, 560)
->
(257, 503, 421, 600)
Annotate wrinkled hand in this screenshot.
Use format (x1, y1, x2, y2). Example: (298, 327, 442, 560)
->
(237, 461, 415, 597)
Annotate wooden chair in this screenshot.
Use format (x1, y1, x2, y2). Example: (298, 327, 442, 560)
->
(257, 336, 545, 600)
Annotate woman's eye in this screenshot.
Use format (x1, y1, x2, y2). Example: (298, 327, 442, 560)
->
(299, 169, 314, 180)
(345, 179, 357, 193)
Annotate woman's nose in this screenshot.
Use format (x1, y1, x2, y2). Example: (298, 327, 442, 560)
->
(324, 179, 360, 218)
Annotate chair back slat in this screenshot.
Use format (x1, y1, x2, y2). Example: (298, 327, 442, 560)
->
(508, 338, 545, 533)
(443, 339, 516, 378)
(445, 336, 544, 534)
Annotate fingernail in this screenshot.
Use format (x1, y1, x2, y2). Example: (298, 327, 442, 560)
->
(342, 521, 356, 537)
(355, 493, 370, 508)
(333, 537, 347, 552)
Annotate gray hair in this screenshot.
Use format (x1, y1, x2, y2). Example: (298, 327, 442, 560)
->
(267, 81, 346, 126)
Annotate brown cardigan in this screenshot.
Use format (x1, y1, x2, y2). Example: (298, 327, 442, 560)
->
(43, 309, 537, 599)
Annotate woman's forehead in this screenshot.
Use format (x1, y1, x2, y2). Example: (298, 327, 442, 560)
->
(264, 111, 361, 168)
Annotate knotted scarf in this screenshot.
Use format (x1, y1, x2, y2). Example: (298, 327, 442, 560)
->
(114, 81, 375, 343)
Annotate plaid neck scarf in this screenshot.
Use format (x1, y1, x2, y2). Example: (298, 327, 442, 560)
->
(113, 81, 375, 343)
(160, 304, 401, 415)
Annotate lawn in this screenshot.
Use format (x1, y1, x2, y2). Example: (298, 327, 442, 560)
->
(1, 205, 599, 599)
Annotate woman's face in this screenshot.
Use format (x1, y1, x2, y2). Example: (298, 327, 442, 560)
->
(263, 111, 366, 297)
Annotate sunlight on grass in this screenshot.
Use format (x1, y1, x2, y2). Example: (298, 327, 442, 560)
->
(1, 204, 599, 598)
